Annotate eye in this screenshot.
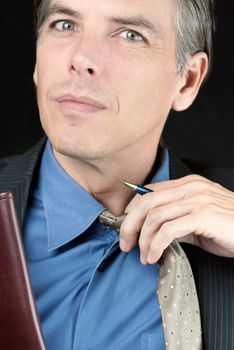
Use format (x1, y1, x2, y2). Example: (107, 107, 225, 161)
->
(120, 30, 145, 42)
(52, 20, 76, 32)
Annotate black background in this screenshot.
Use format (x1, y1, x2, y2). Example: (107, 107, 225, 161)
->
(1, 1, 234, 165)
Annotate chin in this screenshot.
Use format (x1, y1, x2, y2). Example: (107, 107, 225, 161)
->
(50, 135, 108, 162)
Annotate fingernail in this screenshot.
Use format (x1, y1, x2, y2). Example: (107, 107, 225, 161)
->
(147, 253, 155, 264)
(140, 255, 147, 265)
(119, 239, 129, 252)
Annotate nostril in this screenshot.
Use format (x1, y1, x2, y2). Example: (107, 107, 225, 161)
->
(87, 68, 94, 75)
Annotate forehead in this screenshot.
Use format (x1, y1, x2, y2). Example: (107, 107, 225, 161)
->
(47, 0, 175, 29)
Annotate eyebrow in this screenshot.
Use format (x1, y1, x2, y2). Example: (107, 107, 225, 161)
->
(110, 16, 162, 37)
(45, 5, 81, 20)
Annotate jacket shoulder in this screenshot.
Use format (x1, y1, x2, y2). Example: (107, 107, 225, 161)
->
(168, 149, 234, 191)
(0, 137, 46, 191)
(0, 137, 46, 228)
(184, 160, 234, 191)
(0, 154, 20, 171)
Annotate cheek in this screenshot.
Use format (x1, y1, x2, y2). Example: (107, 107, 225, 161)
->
(35, 43, 68, 86)
(110, 59, 176, 121)
(108, 48, 176, 101)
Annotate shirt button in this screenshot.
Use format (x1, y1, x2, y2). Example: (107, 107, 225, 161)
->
(98, 262, 105, 272)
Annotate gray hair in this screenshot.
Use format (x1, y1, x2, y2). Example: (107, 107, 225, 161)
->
(175, 0, 216, 74)
(34, 0, 216, 74)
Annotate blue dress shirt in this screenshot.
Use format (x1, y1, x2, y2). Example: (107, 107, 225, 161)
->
(23, 141, 169, 350)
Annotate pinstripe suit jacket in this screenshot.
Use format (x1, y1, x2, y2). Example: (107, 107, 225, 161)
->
(0, 137, 234, 350)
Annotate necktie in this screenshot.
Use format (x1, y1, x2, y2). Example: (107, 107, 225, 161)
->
(99, 210, 202, 350)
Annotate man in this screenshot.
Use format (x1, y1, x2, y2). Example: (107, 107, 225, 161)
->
(1, 0, 234, 349)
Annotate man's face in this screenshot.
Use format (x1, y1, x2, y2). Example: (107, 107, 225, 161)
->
(34, 0, 184, 161)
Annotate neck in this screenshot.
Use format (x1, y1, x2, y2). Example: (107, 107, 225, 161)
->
(53, 141, 160, 216)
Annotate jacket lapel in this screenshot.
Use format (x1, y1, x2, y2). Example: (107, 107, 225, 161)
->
(0, 137, 46, 229)
(168, 150, 192, 179)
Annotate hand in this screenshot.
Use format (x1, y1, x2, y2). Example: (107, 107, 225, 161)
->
(119, 174, 234, 264)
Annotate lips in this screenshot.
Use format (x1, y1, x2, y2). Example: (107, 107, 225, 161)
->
(55, 94, 106, 114)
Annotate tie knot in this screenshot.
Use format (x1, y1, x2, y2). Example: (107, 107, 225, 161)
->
(98, 210, 126, 231)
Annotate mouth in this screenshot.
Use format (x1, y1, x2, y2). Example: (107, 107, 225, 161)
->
(55, 94, 107, 114)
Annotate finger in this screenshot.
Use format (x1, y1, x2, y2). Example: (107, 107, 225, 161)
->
(158, 176, 233, 202)
(122, 190, 205, 260)
(120, 191, 173, 252)
(121, 177, 234, 258)
(152, 175, 230, 201)
(124, 181, 182, 212)
(138, 199, 197, 262)
(120, 193, 161, 256)
(147, 174, 211, 192)
(125, 175, 215, 214)
(125, 184, 187, 216)
(121, 188, 210, 254)
(146, 213, 203, 264)
(124, 193, 142, 213)
(119, 212, 144, 253)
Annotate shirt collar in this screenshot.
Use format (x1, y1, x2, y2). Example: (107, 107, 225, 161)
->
(39, 141, 105, 251)
(39, 141, 169, 251)
(151, 146, 170, 183)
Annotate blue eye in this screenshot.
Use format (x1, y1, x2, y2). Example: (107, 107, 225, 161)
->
(121, 30, 144, 42)
(53, 20, 76, 31)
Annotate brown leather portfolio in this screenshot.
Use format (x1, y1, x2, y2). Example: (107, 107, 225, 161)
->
(0, 192, 46, 349)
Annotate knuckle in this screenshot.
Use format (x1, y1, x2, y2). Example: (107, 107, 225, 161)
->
(185, 174, 206, 184)
(160, 222, 174, 240)
(192, 191, 212, 205)
(137, 195, 153, 210)
(186, 174, 203, 181)
(204, 202, 217, 213)
(184, 175, 210, 190)
(145, 208, 160, 225)
(213, 181, 222, 189)
(195, 202, 216, 217)
(198, 192, 212, 203)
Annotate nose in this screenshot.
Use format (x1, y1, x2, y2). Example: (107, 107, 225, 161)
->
(70, 36, 104, 78)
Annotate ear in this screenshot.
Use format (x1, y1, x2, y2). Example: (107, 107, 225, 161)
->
(172, 52, 208, 111)
(33, 63, 38, 86)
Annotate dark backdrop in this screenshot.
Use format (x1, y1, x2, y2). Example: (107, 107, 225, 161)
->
(1, 1, 234, 165)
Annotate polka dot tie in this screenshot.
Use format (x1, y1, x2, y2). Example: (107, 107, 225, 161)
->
(157, 240, 202, 349)
(99, 210, 202, 350)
